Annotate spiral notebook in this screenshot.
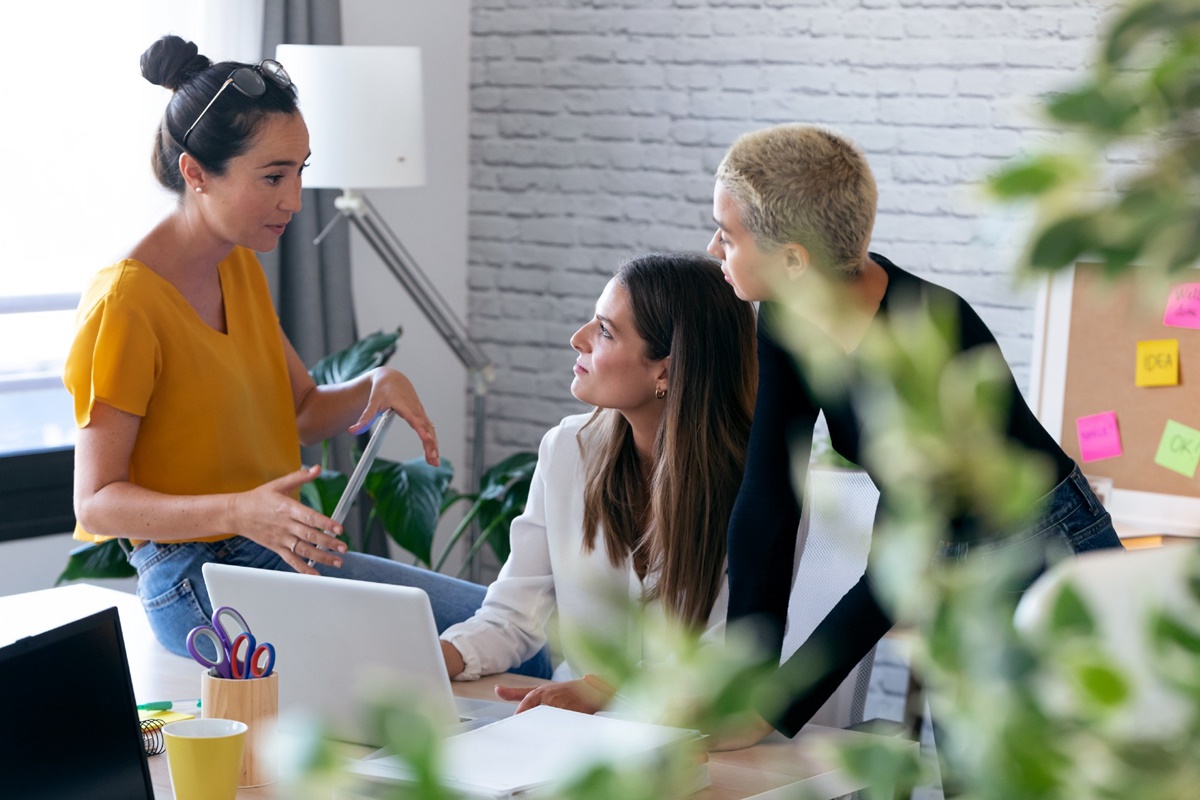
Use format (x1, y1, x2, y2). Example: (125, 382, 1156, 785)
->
(0, 607, 154, 800)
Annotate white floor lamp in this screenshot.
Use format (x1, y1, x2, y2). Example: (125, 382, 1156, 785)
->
(278, 44, 493, 580)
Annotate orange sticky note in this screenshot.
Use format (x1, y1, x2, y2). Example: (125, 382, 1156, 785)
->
(1135, 339, 1179, 387)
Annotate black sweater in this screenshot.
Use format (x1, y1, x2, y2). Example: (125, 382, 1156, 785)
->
(725, 253, 1074, 736)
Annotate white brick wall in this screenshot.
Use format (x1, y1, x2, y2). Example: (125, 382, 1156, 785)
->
(467, 0, 1125, 464)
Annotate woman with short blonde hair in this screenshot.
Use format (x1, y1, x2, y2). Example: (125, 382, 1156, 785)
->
(708, 124, 1123, 763)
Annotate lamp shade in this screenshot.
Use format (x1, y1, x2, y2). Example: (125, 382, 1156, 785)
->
(276, 44, 426, 189)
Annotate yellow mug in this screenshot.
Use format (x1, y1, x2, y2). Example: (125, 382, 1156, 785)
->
(164, 718, 248, 800)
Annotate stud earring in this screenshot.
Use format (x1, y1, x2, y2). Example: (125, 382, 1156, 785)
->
(194, 186, 202, 193)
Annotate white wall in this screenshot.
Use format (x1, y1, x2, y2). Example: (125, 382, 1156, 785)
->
(341, 1, 473, 565)
(0, 535, 137, 597)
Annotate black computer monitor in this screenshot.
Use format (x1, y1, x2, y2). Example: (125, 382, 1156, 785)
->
(0, 607, 154, 800)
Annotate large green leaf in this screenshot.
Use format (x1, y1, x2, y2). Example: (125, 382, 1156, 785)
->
(298, 469, 349, 518)
(473, 451, 537, 563)
(56, 539, 136, 585)
(308, 330, 400, 386)
(365, 456, 454, 567)
(1047, 584, 1096, 637)
(1046, 85, 1141, 134)
(1029, 215, 1094, 272)
(988, 157, 1073, 199)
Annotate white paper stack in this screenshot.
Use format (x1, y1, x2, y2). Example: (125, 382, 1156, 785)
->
(345, 705, 708, 799)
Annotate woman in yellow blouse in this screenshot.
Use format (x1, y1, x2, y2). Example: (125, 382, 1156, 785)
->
(62, 35, 541, 669)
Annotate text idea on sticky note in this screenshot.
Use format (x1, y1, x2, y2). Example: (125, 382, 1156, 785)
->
(1135, 339, 1180, 387)
(1076, 411, 1123, 463)
(1154, 419, 1200, 478)
(1163, 283, 1200, 330)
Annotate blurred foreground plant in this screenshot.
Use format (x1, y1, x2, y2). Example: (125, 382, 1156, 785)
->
(282, 593, 924, 800)
(783, 0, 1200, 796)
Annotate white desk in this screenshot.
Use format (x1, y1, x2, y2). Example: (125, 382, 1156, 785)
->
(0, 583, 912, 799)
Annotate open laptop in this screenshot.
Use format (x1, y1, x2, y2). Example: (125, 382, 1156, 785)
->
(203, 562, 515, 746)
(0, 607, 154, 800)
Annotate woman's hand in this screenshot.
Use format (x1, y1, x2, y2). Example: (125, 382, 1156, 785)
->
(705, 712, 776, 751)
(351, 368, 439, 466)
(494, 677, 613, 715)
(229, 465, 347, 575)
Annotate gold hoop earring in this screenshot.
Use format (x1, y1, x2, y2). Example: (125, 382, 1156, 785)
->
(655, 388, 666, 400)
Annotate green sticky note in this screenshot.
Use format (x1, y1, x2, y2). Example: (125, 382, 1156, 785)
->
(1154, 420, 1200, 478)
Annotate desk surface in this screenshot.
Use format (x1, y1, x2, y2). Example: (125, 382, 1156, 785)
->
(0, 583, 907, 800)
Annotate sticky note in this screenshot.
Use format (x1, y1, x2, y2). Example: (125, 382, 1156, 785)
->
(1076, 411, 1123, 462)
(1154, 419, 1200, 478)
(1135, 339, 1180, 386)
(138, 709, 194, 724)
(1163, 283, 1200, 330)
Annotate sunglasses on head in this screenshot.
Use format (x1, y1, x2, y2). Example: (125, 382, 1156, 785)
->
(181, 59, 292, 149)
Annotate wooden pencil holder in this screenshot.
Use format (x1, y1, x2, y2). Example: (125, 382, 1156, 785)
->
(200, 671, 279, 787)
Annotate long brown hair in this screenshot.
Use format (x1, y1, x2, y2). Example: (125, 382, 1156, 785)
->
(580, 252, 757, 628)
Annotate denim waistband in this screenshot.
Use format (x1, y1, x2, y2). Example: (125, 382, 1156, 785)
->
(937, 465, 1101, 561)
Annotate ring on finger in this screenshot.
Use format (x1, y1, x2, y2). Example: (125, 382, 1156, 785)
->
(289, 538, 298, 554)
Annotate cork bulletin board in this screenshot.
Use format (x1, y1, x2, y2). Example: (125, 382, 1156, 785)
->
(1031, 262, 1200, 537)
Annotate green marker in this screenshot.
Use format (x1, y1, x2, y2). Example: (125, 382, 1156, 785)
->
(137, 698, 202, 712)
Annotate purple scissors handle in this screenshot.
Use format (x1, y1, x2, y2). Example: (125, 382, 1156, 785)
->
(186, 606, 253, 679)
(211, 606, 252, 646)
(186, 625, 232, 678)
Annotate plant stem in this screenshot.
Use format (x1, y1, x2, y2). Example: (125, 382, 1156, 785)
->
(454, 517, 503, 579)
(361, 507, 378, 553)
(432, 502, 484, 573)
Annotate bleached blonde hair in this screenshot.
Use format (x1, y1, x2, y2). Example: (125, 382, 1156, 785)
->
(716, 124, 877, 277)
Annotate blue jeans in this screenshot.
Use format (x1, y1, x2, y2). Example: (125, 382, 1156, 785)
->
(125, 536, 552, 678)
(938, 465, 1124, 576)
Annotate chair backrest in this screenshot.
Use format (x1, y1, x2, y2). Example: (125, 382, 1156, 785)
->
(782, 466, 881, 729)
(1013, 542, 1200, 741)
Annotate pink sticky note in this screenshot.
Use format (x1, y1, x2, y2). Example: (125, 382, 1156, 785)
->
(1076, 411, 1123, 462)
(1163, 283, 1200, 330)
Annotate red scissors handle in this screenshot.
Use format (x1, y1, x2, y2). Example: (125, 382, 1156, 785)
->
(230, 633, 276, 679)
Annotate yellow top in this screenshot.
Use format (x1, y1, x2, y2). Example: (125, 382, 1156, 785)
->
(63, 246, 301, 543)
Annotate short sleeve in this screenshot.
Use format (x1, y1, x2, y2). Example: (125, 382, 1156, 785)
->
(63, 294, 161, 428)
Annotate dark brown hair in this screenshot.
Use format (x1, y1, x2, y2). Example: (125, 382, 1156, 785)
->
(140, 34, 299, 194)
(581, 252, 757, 628)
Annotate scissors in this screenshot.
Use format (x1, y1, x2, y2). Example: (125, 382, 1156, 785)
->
(229, 632, 276, 679)
(186, 606, 274, 679)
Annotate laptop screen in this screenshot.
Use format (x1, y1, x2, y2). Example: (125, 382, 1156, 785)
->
(0, 607, 154, 800)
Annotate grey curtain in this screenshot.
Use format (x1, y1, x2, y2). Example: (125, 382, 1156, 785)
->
(261, 1, 380, 553)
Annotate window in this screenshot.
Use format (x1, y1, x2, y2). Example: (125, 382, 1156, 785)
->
(0, 2, 262, 537)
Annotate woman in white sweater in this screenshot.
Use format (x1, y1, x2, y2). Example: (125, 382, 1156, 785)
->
(440, 252, 757, 713)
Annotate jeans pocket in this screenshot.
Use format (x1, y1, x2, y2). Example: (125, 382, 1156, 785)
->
(1062, 515, 1123, 555)
(139, 576, 209, 657)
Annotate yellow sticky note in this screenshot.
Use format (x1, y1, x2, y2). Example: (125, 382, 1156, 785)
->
(138, 709, 194, 724)
(1135, 339, 1179, 387)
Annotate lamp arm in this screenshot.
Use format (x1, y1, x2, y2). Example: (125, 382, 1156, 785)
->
(332, 190, 493, 380)
(318, 190, 494, 583)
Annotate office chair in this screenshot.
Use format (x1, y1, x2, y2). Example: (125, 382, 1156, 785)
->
(1014, 541, 1200, 741)
(782, 465, 881, 729)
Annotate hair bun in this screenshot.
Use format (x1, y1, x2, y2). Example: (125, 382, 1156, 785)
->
(140, 34, 211, 91)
